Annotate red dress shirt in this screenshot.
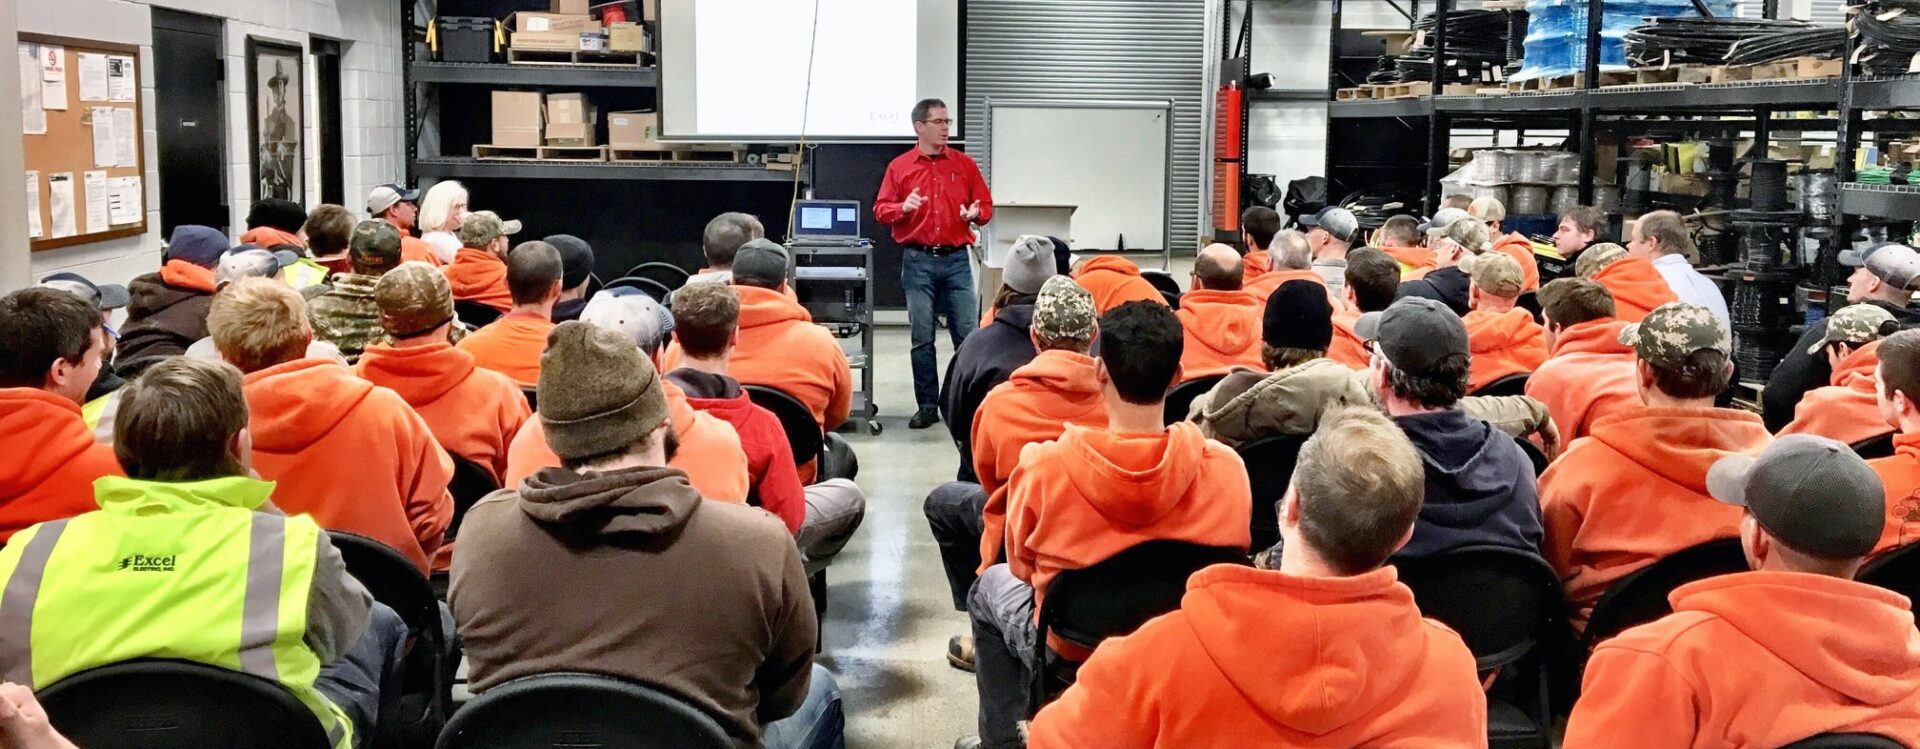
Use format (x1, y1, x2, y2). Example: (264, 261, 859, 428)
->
(874, 147, 994, 247)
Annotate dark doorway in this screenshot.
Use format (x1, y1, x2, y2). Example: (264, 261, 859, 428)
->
(313, 38, 344, 206)
(152, 9, 227, 237)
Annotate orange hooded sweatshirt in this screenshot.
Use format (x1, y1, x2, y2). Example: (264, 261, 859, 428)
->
(1867, 431, 1920, 555)
(1781, 341, 1892, 447)
(445, 247, 513, 312)
(0, 389, 124, 544)
(665, 286, 852, 433)
(456, 310, 554, 388)
(354, 342, 531, 484)
(1492, 232, 1540, 292)
(1175, 289, 1265, 381)
(1377, 245, 1438, 279)
(1245, 268, 1328, 305)
(1006, 421, 1252, 619)
(502, 380, 750, 503)
(1463, 307, 1548, 392)
(243, 358, 454, 573)
(1074, 257, 1167, 315)
(399, 236, 441, 267)
(1240, 251, 1270, 285)
(973, 351, 1108, 572)
(1326, 309, 1371, 371)
(1539, 406, 1771, 631)
(159, 259, 218, 293)
(1591, 256, 1679, 323)
(238, 226, 304, 250)
(1566, 572, 1920, 747)
(1526, 318, 1639, 441)
(1028, 564, 1487, 749)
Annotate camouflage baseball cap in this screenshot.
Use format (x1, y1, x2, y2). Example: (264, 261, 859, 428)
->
(1811, 303, 1899, 355)
(1443, 217, 1492, 254)
(457, 210, 522, 248)
(1618, 301, 1731, 368)
(1032, 275, 1096, 343)
(1574, 242, 1628, 279)
(350, 220, 403, 269)
(373, 261, 455, 337)
(1471, 251, 1524, 298)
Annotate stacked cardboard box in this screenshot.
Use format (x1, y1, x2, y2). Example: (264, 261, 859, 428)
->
(608, 111, 661, 150)
(510, 10, 596, 52)
(546, 93, 598, 146)
(492, 91, 544, 147)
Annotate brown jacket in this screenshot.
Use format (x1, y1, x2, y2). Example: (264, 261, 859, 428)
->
(449, 465, 815, 747)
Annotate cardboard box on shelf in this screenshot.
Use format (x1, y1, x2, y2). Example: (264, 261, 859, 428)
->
(547, 93, 595, 124)
(546, 121, 597, 146)
(608, 110, 660, 149)
(551, 0, 590, 13)
(510, 31, 587, 51)
(512, 12, 595, 34)
(492, 91, 545, 147)
(644, 0, 658, 22)
(608, 23, 646, 52)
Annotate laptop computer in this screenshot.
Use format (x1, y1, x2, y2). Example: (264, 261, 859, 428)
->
(790, 199, 863, 242)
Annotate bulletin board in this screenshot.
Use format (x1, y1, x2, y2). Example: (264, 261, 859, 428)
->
(19, 34, 148, 251)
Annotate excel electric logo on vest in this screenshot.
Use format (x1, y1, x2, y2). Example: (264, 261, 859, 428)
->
(117, 554, 177, 572)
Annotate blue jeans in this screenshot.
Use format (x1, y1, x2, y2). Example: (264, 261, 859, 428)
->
(901, 248, 979, 409)
(760, 664, 846, 749)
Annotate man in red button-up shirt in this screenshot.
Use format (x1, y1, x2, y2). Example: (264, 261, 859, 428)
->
(875, 98, 994, 430)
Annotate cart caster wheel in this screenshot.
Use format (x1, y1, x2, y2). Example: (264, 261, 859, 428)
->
(868, 421, 883, 435)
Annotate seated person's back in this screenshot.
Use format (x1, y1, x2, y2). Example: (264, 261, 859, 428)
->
(1074, 256, 1168, 314)
(1174, 244, 1264, 380)
(1781, 304, 1901, 446)
(1192, 279, 1371, 448)
(1566, 436, 1920, 746)
(0, 288, 122, 544)
(115, 225, 227, 369)
(1540, 301, 1769, 631)
(210, 278, 455, 574)
(442, 211, 519, 312)
(456, 240, 564, 387)
(1460, 252, 1547, 392)
(1244, 230, 1334, 305)
(1527, 279, 1639, 441)
(1575, 242, 1676, 323)
(452, 322, 815, 748)
(306, 220, 407, 362)
(1027, 408, 1486, 748)
(1864, 330, 1920, 554)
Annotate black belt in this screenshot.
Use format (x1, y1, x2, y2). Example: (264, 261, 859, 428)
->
(906, 244, 969, 257)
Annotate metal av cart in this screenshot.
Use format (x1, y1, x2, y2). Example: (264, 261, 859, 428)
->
(788, 238, 881, 435)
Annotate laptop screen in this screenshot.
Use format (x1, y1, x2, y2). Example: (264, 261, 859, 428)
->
(792, 200, 861, 238)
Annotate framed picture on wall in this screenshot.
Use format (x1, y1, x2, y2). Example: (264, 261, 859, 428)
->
(246, 37, 303, 204)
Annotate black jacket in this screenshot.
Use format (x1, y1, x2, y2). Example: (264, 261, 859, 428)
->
(1391, 409, 1543, 561)
(115, 272, 213, 376)
(1396, 266, 1472, 316)
(939, 304, 1038, 482)
(1763, 299, 1920, 431)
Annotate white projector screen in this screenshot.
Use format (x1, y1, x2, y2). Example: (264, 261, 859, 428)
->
(659, 0, 960, 141)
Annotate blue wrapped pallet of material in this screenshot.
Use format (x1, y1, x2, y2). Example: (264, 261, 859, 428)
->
(1512, 0, 1734, 82)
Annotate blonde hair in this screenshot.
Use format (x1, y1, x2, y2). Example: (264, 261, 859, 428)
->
(208, 277, 313, 373)
(419, 180, 469, 234)
(1292, 407, 1425, 574)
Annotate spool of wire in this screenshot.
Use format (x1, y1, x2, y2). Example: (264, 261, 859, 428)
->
(1749, 159, 1790, 212)
(1697, 231, 1736, 266)
(1730, 280, 1796, 330)
(1799, 169, 1837, 222)
(1733, 331, 1798, 382)
(1506, 11, 1530, 74)
(1738, 223, 1795, 272)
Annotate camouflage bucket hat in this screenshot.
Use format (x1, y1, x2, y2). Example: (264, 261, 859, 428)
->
(457, 210, 522, 248)
(1574, 242, 1628, 279)
(1812, 303, 1899, 355)
(374, 261, 456, 337)
(1032, 275, 1096, 343)
(1618, 301, 1731, 368)
(350, 220, 404, 268)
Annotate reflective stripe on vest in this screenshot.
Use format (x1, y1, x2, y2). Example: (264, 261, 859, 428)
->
(0, 519, 70, 685)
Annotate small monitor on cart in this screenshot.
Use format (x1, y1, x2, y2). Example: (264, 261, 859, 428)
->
(791, 199, 863, 241)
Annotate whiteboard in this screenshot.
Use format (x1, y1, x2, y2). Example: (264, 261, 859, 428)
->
(985, 99, 1172, 253)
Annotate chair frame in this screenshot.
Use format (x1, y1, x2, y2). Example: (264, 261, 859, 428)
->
(1163, 374, 1227, 426)
(40, 658, 333, 749)
(437, 672, 732, 749)
(1582, 537, 1748, 649)
(1472, 372, 1531, 398)
(327, 531, 453, 747)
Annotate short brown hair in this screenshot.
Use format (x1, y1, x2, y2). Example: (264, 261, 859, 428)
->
(1538, 278, 1615, 328)
(1375, 215, 1421, 247)
(506, 241, 564, 306)
(1242, 206, 1281, 250)
(1880, 330, 1920, 406)
(1292, 407, 1425, 574)
(701, 212, 764, 267)
(672, 283, 741, 359)
(1193, 250, 1243, 291)
(303, 204, 355, 257)
(208, 277, 312, 373)
(1637, 210, 1695, 261)
(1648, 349, 1732, 399)
(1560, 205, 1604, 236)
(115, 357, 250, 481)
(1345, 248, 1402, 313)
(1262, 344, 1323, 370)
(0, 288, 100, 389)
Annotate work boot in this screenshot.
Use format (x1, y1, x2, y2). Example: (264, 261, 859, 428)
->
(910, 406, 941, 429)
(953, 736, 982, 749)
(947, 634, 976, 672)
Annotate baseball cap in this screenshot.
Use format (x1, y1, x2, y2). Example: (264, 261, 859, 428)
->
(1300, 206, 1358, 244)
(373, 261, 456, 338)
(165, 225, 231, 269)
(582, 287, 675, 353)
(1443, 217, 1493, 254)
(1810, 303, 1899, 355)
(1418, 207, 1470, 237)
(544, 234, 597, 291)
(215, 246, 301, 287)
(38, 272, 129, 311)
(731, 238, 791, 289)
(1031, 275, 1096, 342)
(458, 210, 522, 248)
(365, 182, 419, 216)
(1471, 251, 1525, 298)
(349, 220, 403, 270)
(1468, 195, 1507, 224)
(1706, 434, 1885, 559)
(1354, 296, 1470, 374)
(1618, 301, 1731, 368)
(1838, 242, 1920, 291)
(1574, 242, 1628, 279)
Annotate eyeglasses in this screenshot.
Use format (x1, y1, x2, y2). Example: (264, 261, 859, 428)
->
(918, 118, 954, 126)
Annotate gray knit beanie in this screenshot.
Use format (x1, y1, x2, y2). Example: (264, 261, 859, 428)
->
(1002, 235, 1059, 294)
(538, 321, 669, 461)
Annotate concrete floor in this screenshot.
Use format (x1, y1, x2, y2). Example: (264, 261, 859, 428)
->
(822, 324, 976, 748)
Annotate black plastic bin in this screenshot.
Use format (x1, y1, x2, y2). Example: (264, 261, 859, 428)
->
(437, 17, 496, 63)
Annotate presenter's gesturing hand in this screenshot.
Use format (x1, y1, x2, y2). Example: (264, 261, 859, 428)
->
(902, 188, 926, 213)
(960, 201, 982, 223)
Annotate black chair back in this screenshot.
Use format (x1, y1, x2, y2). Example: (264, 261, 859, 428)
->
(40, 659, 333, 749)
(1396, 546, 1564, 671)
(1778, 735, 1910, 749)
(746, 385, 825, 468)
(447, 455, 502, 541)
(453, 300, 502, 328)
(328, 531, 451, 744)
(1472, 373, 1531, 398)
(1858, 542, 1920, 605)
(1237, 434, 1311, 552)
(521, 387, 538, 413)
(604, 276, 675, 303)
(624, 262, 692, 290)
(820, 432, 859, 482)
(1515, 290, 1544, 324)
(1140, 270, 1182, 299)
(1515, 437, 1550, 476)
(1164, 375, 1226, 426)
(437, 672, 732, 749)
(1852, 432, 1898, 460)
(1583, 538, 1747, 647)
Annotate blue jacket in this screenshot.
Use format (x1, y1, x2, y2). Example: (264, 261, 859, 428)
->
(1392, 409, 1543, 560)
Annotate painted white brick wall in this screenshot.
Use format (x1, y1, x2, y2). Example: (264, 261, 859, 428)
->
(13, 0, 405, 294)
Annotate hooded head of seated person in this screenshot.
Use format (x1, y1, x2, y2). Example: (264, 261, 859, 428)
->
(1780, 304, 1901, 446)
(1462, 252, 1548, 392)
(454, 241, 563, 388)
(1175, 244, 1262, 380)
(1870, 330, 1920, 554)
(1527, 278, 1638, 442)
(0, 288, 121, 544)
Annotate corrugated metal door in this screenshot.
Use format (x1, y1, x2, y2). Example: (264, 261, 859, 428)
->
(965, 0, 1210, 250)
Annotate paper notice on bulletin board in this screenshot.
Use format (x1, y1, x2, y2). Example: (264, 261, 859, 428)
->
(82, 170, 108, 235)
(77, 52, 107, 102)
(40, 45, 66, 111)
(90, 107, 115, 167)
(47, 172, 76, 239)
(112, 108, 136, 167)
(25, 171, 41, 239)
(106, 56, 135, 102)
(108, 177, 142, 225)
(19, 44, 45, 135)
